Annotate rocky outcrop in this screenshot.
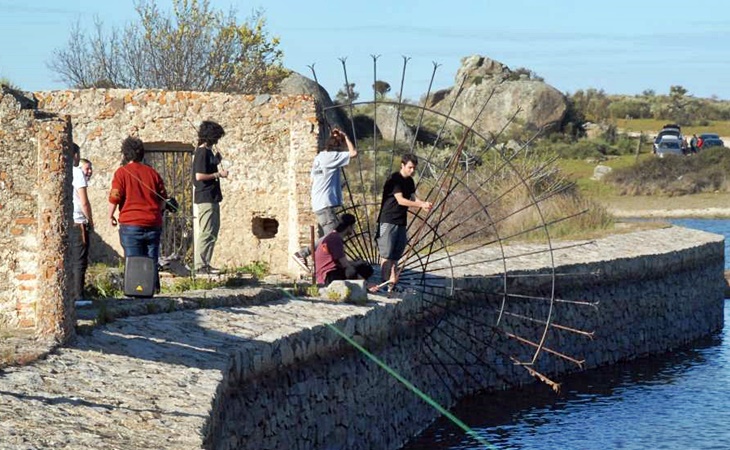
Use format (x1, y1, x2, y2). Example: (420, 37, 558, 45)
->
(429, 55, 567, 137)
(375, 104, 415, 145)
(277, 71, 346, 131)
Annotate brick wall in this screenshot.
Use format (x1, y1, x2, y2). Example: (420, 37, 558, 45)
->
(34, 89, 321, 275)
(0, 88, 73, 339)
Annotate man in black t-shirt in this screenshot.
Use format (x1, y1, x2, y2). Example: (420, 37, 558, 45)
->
(373, 153, 432, 291)
(193, 121, 229, 274)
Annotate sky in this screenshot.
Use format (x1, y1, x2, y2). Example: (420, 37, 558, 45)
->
(2, 0, 730, 101)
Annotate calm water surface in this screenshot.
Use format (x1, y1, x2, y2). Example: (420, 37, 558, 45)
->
(404, 219, 730, 450)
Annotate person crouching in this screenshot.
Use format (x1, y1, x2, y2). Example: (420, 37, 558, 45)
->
(314, 213, 372, 285)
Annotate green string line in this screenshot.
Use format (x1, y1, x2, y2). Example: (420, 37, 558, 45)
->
(280, 289, 495, 449)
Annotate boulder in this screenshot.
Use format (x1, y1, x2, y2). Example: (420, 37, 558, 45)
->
(320, 280, 368, 304)
(592, 165, 613, 180)
(277, 71, 345, 131)
(429, 55, 567, 137)
(375, 104, 415, 145)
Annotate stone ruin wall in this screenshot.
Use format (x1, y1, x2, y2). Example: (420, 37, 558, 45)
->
(34, 89, 321, 274)
(0, 88, 321, 338)
(0, 90, 74, 339)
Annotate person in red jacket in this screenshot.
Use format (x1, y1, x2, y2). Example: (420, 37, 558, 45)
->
(108, 137, 168, 291)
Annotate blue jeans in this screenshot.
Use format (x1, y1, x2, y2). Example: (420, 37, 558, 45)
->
(119, 225, 162, 291)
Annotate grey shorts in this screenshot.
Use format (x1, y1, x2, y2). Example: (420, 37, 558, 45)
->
(314, 207, 338, 238)
(376, 223, 407, 260)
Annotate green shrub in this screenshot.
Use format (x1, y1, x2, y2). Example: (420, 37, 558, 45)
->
(232, 261, 269, 279)
(607, 146, 730, 195)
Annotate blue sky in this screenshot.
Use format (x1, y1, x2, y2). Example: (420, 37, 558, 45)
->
(2, 0, 729, 101)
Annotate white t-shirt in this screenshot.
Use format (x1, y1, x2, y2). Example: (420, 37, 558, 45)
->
(310, 151, 351, 212)
(72, 166, 88, 224)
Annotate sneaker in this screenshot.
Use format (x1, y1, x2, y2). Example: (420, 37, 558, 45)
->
(197, 265, 221, 275)
(291, 252, 311, 273)
(204, 266, 222, 275)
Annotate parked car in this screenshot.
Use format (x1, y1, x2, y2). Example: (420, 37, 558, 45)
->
(656, 136, 683, 157)
(654, 124, 683, 153)
(699, 133, 724, 148)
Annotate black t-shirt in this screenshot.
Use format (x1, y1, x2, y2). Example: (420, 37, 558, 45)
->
(193, 146, 223, 204)
(378, 171, 415, 226)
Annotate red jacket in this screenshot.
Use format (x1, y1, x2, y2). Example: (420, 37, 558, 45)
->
(109, 162, 167, 227)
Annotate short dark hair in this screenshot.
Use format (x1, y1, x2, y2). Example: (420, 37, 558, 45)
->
(121, 137, 145, 163)
(197, 120, 225, 146)
(79, 158, 91, 166)
(335, 213, 356, 233)
(401, 153, 418, 166)
(324, 128, 346, 151)
(72, 143, 80, 154)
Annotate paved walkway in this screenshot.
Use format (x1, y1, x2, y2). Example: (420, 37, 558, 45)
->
(0, 226, 723, 449)
(0, 285, 398, 449)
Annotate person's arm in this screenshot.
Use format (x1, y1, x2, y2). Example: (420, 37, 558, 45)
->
(337, 256, 350, 269)
(393, 192, 432, 210)
(342, 133, 357, 159)
(108, 170, 122, 227)
(195, 170, 228, 181)
(108, 203, 118, 227)
(77, 186, 93, 227)
(194, 147, 228, 181)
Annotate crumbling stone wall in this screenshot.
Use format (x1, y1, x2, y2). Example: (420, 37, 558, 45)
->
(0, 89, 74, 339)
(34, 89, 321, 275)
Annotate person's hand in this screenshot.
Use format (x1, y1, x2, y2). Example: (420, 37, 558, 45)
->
(110, 216, 118, 227)
(218, 168, 229, 178)
(420, 200, 432, 211)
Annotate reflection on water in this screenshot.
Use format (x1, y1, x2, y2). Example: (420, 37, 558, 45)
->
(405, 306, 730, 450)
(405, 219, 730, 450)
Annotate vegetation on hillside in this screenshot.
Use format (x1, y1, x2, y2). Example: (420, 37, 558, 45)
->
(568, 85, 730, 126)
(48, 0, 287, 93)
(607, 147, 730, 196)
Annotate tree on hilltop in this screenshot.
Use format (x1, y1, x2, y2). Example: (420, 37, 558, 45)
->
(335, 82, 359, 104)
(372, 80, 391, 99)
(48, 0, 288, 93)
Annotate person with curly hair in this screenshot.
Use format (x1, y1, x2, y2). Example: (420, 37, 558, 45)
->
(193, 120, 228, 274)
(108, 136, 168, 293)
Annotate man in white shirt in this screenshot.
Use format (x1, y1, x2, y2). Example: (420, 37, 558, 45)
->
(71, 144, 93, 303)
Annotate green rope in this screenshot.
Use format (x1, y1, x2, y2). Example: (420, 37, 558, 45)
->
(280, 289, 495, 449)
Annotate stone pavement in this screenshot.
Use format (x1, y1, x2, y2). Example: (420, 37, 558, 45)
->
(0, 285, 397, 450)
(0, 226, 724, 449)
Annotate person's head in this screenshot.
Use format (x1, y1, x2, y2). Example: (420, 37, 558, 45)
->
(72, 143, 80, 167)
(335, 213, 357, 234)
(400, 153, 419, 178)
(79, 158, 93, 179)
(121, 137, 145, 164)
(197, 120, 226, 147)
(324, 128, 346, 152)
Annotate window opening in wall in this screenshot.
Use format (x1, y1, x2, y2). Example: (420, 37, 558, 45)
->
(252, 217, 278, 239)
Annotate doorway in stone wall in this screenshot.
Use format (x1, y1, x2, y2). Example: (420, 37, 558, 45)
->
(144, 142, 194, 269)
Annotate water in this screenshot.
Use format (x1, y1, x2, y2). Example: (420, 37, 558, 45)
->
(405, 219, 730, 450)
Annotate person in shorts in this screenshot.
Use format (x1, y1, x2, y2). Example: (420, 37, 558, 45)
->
(292, 127, 357, 272)
(373, 153, 431, 291)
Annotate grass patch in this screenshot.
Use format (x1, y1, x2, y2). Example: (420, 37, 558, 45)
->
(85, 262, 124, 299)
(162, 276, 224, 294)
(229, 261, 269, 279)
(615, 118, 730, 136)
